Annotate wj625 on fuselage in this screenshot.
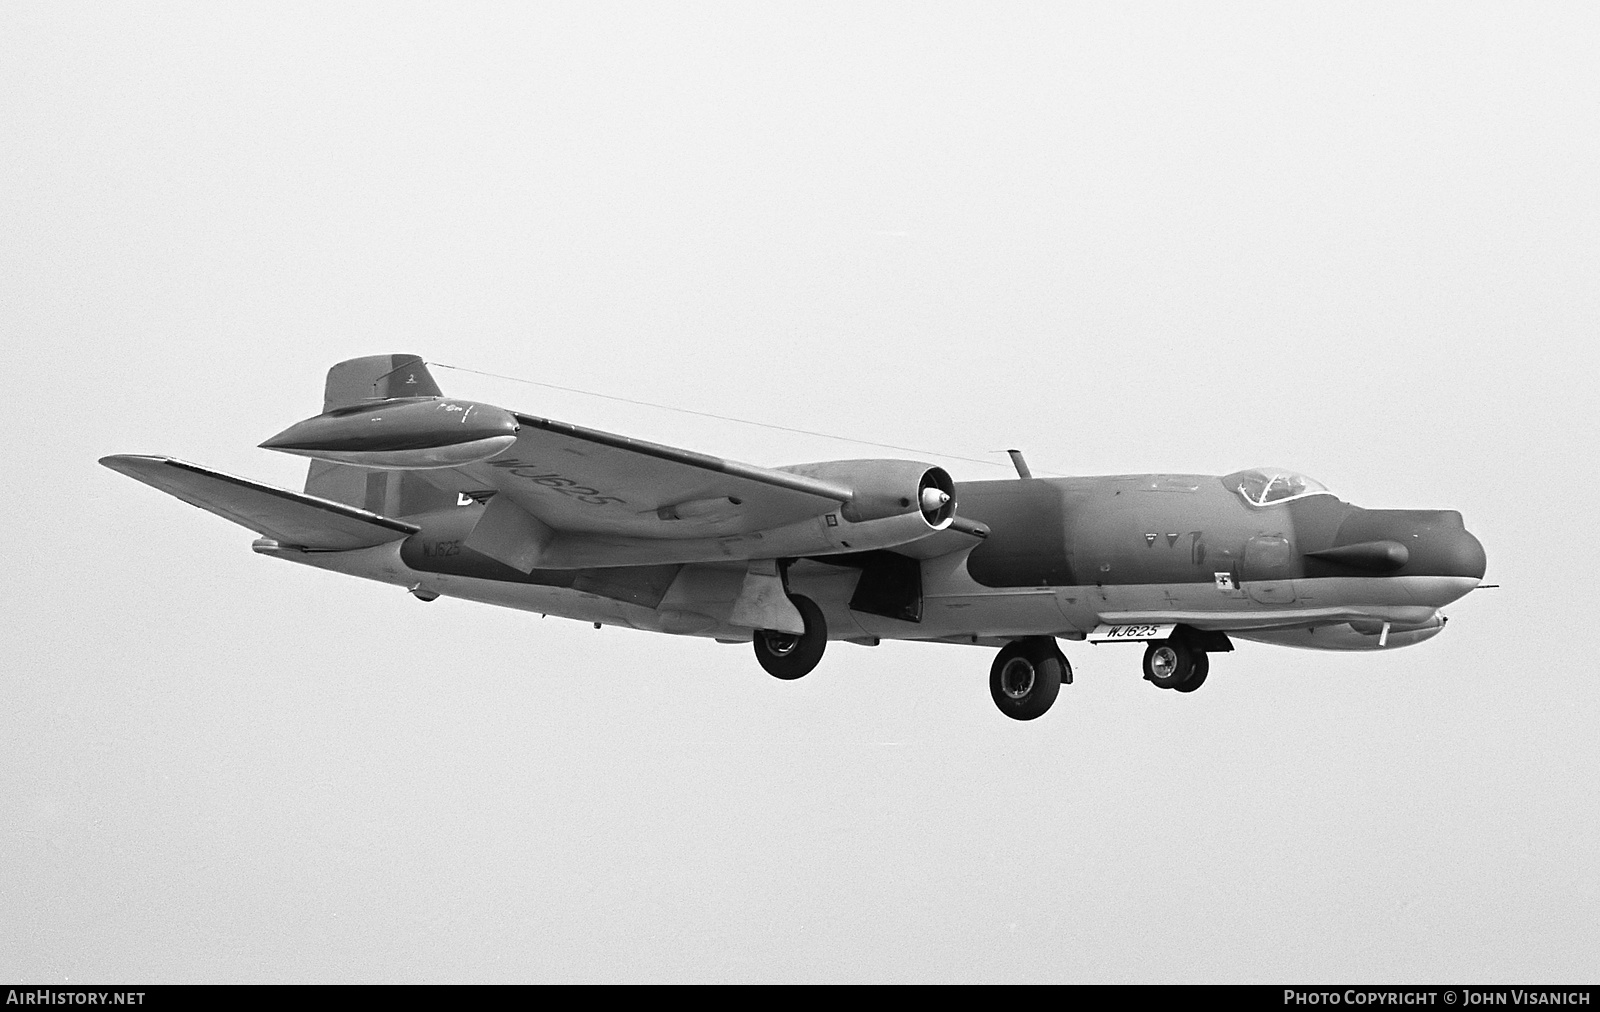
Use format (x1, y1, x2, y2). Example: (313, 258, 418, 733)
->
(103, 355, 1488, 720)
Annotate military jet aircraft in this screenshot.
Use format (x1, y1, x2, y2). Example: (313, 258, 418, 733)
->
(102, 354, 1487, 720)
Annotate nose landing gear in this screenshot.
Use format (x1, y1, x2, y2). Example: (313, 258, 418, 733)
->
(1143, 638, 1209, 692)
(1172, 652, 1208, 692)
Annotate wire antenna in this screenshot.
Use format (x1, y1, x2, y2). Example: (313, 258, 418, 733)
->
(429, 362, 1036, 472)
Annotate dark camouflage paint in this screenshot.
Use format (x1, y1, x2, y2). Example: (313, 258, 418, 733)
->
(959, 476, 1485, 589)
(322, 353, 442, 412)
(262, 398, 518, 454)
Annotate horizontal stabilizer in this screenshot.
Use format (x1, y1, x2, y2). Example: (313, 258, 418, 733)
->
(100, 454, 419, 551)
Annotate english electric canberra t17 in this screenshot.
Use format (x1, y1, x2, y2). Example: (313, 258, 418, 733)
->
(103, 355, 1487, 720)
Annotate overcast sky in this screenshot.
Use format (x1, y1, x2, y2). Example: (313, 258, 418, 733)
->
(4, 2, 1598, 983)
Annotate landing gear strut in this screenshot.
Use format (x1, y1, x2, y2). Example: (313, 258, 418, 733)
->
(989, 638, 1070, 720)
(754, 594, 828, 680)
(1143, 638, 1208, 692)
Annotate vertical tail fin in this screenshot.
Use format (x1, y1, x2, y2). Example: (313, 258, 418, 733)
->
(321, 353, 442, 412)
(303, 354, 457, 517)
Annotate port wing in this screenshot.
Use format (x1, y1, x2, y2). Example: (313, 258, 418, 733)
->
(100, 455, 418, 551)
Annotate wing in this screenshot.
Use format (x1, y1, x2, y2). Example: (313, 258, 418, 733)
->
(441, 412, 855, 539)
(429, 414, 984, 569)
(100, 455, 417, 551)
(254, 389, 980, 569)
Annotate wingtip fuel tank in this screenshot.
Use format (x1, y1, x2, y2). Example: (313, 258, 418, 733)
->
(261, 398, 518, 469)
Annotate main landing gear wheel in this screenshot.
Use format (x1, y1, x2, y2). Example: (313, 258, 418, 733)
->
(989, 638, 1068, 721)
(1144, 638, 1208, 692)
(754, 594, 827, 680)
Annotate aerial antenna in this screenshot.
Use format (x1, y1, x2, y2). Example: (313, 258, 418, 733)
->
(1006, 449, 1034, 479)
(428, 362, 1051, 473)
(368, 359, 412, 393)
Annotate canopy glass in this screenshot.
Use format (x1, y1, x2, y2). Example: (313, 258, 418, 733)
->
(1223, 467, 1331, 507)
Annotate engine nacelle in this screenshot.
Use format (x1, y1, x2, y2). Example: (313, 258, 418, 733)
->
(777, 459, 956, 528)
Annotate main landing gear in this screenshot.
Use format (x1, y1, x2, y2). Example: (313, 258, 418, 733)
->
(989, 637, 1072, 721)
(754, 594, 828, 680)
(1143, 638, 1210, 693)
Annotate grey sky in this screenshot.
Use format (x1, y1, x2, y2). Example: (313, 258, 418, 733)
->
(3, 2, 1597, 982)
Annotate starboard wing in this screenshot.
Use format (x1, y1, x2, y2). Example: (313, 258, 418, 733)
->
(250, 356, 970, 570)
(434, 412, 854, 539)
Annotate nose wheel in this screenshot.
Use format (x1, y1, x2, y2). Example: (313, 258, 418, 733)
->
(1144, 639, 1208, 692)
(989, 638, 1069, 720)
(1172, 651, 1208, 692)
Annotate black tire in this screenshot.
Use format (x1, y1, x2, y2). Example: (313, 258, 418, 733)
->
(989, 638, 1065, 721)
(753, 594, 827, 680)
(1143, 638, 1195, 690)
(1172, 651, 1209, 693)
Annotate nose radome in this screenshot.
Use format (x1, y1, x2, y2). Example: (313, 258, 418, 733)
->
(1407, 512, 1486, 581)
(1332, 508, 1485, 581)
(1443, 525, 1487, 581)
(1403, 511, 1486, 581)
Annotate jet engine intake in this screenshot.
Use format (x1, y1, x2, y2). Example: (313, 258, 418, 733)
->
(778, 459, 957, 528)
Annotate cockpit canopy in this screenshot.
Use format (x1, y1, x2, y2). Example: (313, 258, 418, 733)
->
(1224, 467, 1331, 507)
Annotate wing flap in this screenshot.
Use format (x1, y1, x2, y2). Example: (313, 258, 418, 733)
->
(100, 455, 418, 550)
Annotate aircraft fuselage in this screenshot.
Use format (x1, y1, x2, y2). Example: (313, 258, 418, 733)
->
(111, 353, 1487, 719)
(265, 471, 1485, 655)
